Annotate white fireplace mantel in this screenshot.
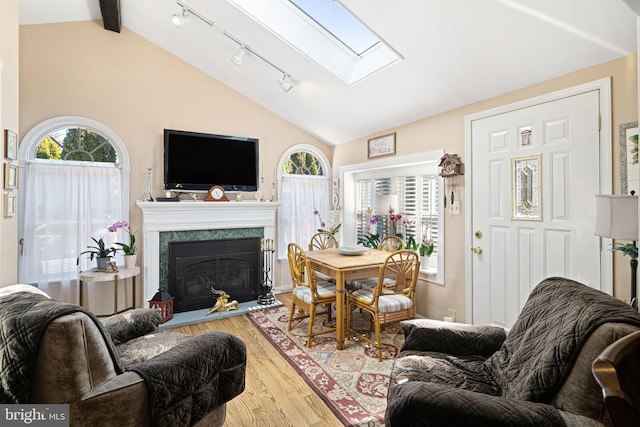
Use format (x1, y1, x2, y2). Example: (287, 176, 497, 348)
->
(137, 200, 279, 303)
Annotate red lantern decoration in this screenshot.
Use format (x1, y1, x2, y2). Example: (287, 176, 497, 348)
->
(149, 288, 174, 323)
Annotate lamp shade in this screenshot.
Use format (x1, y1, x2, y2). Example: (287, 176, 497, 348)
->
(594, 195, 639, 240)
(377, 195, 399, 214)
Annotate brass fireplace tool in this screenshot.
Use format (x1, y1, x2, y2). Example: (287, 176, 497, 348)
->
(258, 238, 276, 304)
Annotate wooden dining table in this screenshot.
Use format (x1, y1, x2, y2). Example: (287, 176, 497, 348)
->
(306, 248, 390, 350)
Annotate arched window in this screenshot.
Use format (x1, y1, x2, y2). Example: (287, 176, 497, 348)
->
(35, 126, 118, 163)
(277, 145, 332, 257)
(18, 117, 130, 303)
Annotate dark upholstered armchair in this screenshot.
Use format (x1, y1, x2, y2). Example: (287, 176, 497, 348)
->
(592, 329, 640, 427)
(0, 285, 246, 427)
(386, 277, 640, 427)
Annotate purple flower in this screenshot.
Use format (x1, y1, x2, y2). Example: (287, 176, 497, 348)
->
(108, 221, 129, 233)
(370, 215, 379, 224)
(401, 216, 416, 227)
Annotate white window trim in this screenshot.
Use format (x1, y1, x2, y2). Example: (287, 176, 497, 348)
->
(18, 116, 131, 234)
(277, 143, 332, 260)
(277, 144, 332, 181)
(340, 149, 445, 284)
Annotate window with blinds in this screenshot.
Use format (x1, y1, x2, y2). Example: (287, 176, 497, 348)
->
(354, 165, 440, 272)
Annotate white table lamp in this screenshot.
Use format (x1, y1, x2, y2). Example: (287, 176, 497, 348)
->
(595, 194, 639, 309)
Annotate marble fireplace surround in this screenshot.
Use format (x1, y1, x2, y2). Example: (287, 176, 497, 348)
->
(137, 201, 279, 304)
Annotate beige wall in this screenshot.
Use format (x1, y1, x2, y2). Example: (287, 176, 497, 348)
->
(333, 54, 638, 322)
(19, 21, 331, 306)
(0, 0, 19, 286)
(17, 20, 640, 318)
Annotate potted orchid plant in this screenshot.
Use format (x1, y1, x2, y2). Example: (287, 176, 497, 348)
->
(109, 221, 138, 268)
(313, 209, 342, 235)
(358, 211, 381, 248)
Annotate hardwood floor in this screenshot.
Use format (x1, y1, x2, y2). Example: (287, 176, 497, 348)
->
(171, 294, 343, 427)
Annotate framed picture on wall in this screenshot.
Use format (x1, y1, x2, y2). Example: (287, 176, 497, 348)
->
(619, 121, 638, 195)
(368, 133, 396, 159)
(4, 129, 17, 160)
(4, 193, 15, 218)
(3, 163, 17, 190)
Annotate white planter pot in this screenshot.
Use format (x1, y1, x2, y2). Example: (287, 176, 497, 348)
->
(124, 254, 137, 269)
(420, 256, 431, 270)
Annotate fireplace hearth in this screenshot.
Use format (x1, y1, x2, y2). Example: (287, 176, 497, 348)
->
(169, 238, 261, 313)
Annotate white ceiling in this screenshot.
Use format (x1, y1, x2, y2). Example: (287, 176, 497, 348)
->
(19, 0, 639, 145)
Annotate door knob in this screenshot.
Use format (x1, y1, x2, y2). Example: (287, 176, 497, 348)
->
(471, 246, 483, 254)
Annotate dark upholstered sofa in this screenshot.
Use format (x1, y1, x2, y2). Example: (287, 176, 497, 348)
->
(386, 277, 640, 427)
(0, 284, 246, 426)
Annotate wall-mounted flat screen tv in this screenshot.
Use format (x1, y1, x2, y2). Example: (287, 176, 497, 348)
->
(164, 129, 259, 192)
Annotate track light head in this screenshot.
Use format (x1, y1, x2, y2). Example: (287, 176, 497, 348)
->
(172, 9, 191, 28)
(278, 74, 294, 93)
(231, 46, 246, 66)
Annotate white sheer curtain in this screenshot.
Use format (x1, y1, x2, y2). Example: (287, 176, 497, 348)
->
(278, 175, 330, 257)
(19, 162, 123, 303)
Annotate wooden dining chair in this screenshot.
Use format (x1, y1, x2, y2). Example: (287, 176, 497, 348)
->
(347, 250, 420, 361)
(379, 235, 405, 252)
(346, 235, 406, 291)
(308, 231, 339, 286)
(592, 329, 640, 427)
(308, 231, 339, 251)
(287, 242, 337, 348)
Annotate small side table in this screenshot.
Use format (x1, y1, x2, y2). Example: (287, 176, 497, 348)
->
(79, 266, 140, 316)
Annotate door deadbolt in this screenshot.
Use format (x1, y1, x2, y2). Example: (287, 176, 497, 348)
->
(475, 230, 483, 239)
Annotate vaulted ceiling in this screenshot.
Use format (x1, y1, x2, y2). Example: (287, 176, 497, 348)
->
(19, 0, 639, 145)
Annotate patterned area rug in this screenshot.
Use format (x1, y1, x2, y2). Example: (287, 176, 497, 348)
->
(247, 306, 404, 426)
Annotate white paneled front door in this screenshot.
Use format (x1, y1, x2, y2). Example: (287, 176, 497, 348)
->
(467, 84, 610, 328)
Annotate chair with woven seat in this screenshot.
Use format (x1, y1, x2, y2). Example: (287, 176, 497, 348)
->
(592, 329, 640, 427)
(347, 250, 420, 361)
(287, 242, 338, 347)
(346, 235, 406, 291)
(308, 231, 339, 251)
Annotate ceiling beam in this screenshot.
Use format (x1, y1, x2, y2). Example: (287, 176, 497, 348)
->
(99, 0, 121, 33)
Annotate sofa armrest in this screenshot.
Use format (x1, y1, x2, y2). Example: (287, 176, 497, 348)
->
(73, 372, 149, 426)
(399, 319, 506, 357)
(129, 330, 246, 426)
(101, 308, 161, 344)
(386, 381, 565, 427)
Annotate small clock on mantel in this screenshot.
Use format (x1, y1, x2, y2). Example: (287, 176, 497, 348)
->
(205, 185, 229, 202)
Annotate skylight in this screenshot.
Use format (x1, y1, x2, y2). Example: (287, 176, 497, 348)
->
(227, 0, 403, 86)
(289, 0, 380, 56)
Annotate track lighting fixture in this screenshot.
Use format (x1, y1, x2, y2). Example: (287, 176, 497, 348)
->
(278, 74, 294, 93)
(231, 46, 246, 66)
(173, 1, 295, 93)
(172, 9, 191, 28)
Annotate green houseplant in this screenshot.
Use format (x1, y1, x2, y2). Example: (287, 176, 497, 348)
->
(77, 237, 117, 270)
